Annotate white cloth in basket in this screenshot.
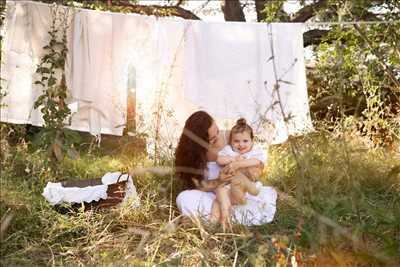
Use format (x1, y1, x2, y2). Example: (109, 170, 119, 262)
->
(42, 172, 138, 206)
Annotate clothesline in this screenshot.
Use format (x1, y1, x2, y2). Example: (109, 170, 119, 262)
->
(305, 20, 399, 26)
(14, 1, 400, 27)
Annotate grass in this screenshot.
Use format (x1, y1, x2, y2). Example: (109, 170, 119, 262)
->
(0, 130, 399, 266)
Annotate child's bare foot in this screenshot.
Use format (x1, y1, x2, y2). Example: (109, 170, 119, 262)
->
(221, 216, 233, 232)
(242, 176, 260, 196)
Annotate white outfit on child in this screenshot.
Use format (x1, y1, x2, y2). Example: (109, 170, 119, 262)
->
(176, 161, 277, 226)
(217, 145, 267, 170)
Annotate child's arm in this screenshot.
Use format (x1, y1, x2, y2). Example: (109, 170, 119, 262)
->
(227, 157, 263, 172)
(216, 155, 236, 166)
(229, 147, 266, 175)
(217, 145, 237, 166)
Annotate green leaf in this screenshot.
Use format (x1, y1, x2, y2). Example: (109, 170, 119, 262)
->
(34, 81, 44, 86)
(37, 67, 51, 74)
(48, 77, 57, 87)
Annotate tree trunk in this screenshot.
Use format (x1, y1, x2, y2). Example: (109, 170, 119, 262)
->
(220, 0, 246, 22)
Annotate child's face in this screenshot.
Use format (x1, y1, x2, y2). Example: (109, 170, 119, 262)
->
(231, 131, 253, 154)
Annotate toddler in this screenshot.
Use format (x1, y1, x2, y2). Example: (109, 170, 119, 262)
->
(211, 118, 266, 224)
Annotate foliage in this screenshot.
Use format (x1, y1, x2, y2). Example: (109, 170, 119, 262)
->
(261, 0, 289, 23)
(33, 8, 70, 132)
(310, 22, 399, 146)
(262, 0, 400, 147)
(32, 6, 82, 160)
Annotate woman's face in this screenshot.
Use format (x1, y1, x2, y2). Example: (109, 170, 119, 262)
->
(208, 121, 219, 146)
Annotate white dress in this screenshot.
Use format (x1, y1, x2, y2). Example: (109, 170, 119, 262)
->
(176, 162, 277, 225)
(218, 145, 267, 166)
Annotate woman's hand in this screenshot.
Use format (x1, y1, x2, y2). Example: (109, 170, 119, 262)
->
(219, 166, 234, 181)
(226, 161, 241, 173)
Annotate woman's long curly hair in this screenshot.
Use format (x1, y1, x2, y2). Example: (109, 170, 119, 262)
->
(175, 111, 213, 189)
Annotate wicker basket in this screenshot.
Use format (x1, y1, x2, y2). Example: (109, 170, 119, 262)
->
(58, 173, 128, 212)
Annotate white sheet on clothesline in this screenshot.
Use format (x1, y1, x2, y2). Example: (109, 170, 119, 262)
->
(1, 1, 53, 126)
(66, 8, 127, 136)
(1, 1, 127, 136)
(183, 21, 313, 144)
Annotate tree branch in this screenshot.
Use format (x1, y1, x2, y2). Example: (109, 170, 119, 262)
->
(291, 0, 327, 22)
(303, 29, 330, 47)
(115, 0, 200, 20)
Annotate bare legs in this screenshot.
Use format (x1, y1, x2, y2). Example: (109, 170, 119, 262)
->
(230, 172, 260, 205)
(210, 186, 232, 229)
(210, 172, 260, 228)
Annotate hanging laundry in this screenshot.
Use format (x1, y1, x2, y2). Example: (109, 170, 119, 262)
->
(66, 8, 126, 136)
(183, 21, 313, 144)
(1, 1, 127, 136)
(1, 1, 313, 148)
(132, 16, 198, 156)
(0, 1, 58, 126)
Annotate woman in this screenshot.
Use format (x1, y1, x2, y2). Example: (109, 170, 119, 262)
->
(175, 111, 277, 226)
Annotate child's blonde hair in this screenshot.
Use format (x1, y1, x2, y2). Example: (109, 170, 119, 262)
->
(229, 118, 254, 143)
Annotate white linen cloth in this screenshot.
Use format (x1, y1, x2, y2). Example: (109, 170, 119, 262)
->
(66, 8, 127, 136)
(133, 17, 198, 156)
(1, 1, 127, 136)
(184, 21, 313, 144)
(42, 172, 139, 206)
(218, 145, 267, 165)
(42, 182, 108, 206)
(0, 1, 57, 126)
(176, 162, 277, 225)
